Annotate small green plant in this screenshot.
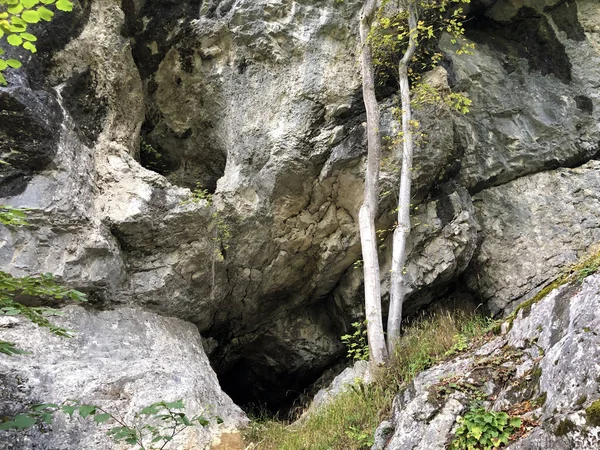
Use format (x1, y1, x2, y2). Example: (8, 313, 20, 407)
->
(0, 205, 30, 226)
(0, 399, 220, 450)
(345, 425, 374, 448)
(0, 271, 87, 355)
(0, 207, 87, 355)
(180, 183, 213, 206)
(450, 407, 521, 450)
(0, 0, 74, 85)
(444, 333, 469, 357)
(341, 321, 370, 361)
(139, 139, 166, 173)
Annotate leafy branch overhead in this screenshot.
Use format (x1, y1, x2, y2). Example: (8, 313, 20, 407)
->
(0, 0, 73, 84)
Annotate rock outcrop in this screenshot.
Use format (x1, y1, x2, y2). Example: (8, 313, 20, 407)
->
(0, 306, 247, 449)
(375, 272, 600, 450)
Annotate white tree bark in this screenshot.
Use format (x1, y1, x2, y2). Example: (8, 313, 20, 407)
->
(359, 0, 388, 365)
(387, 0, 418, 355)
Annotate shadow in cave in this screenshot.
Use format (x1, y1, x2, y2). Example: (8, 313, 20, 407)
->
(216, 353, 345, 419)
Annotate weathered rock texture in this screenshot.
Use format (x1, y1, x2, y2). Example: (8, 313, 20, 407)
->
(0, 306, 248, 449)
(0, 0, 599, 416)
(375, 272, 600, 450)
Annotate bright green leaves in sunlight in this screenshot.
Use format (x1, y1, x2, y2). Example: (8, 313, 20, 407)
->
(0, 0, 73, 84)
(370, 0, 474, 113)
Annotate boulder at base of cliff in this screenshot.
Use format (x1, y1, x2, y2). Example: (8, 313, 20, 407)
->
(0, 306, 248, 450)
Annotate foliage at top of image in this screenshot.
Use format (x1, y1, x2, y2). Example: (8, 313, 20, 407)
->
(0, 0, 73, 85)
(370, 0, 474, 88)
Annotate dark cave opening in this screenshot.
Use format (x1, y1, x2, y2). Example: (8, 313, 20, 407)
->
(216, 357, 341, 419)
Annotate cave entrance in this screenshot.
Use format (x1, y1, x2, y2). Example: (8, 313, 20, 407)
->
(216, 356, 341, 419)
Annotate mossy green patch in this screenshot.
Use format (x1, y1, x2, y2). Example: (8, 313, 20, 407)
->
(575, 395, 587, 407)
(585, 399, 600, 426)
(555, 418, 576, 436)
(506, 246, 600, 328)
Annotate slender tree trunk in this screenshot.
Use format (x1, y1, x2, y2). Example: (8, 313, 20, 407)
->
(359, 0, 388, 365)
(387, 0, 418, 355)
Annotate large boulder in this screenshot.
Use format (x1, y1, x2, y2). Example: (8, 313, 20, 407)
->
(466, 161, 600, 315)
(376, 272, 600, 450)
(0, 306, 247, 449)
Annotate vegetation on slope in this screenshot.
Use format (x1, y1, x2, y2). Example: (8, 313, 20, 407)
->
(245, 311, 493, 450)
(245, 245, 600, 450)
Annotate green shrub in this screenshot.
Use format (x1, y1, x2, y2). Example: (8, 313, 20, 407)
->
(341, 321, 369, 362)
(450, 407, 521, 450)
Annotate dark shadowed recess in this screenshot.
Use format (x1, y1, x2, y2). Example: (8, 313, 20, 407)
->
(120, 0, 226, 192)
(465, 3, 575, 84)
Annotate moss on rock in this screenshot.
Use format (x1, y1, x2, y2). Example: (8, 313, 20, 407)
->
(585, 400, 600, 426)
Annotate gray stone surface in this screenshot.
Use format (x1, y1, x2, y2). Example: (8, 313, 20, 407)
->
(306, 360, 371, 415)
(378, 273, 600, 450)
(466, 161, 600, 315)
(0, 306, 248, 450)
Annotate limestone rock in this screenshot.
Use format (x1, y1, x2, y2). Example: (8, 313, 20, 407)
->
(377, 273, 600, 449)
(1, 0, 600, 415)
(466, 161, 600, 315)
(0, 306, 248, 450)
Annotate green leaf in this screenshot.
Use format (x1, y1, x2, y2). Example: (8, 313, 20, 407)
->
(13, 414, 37, 429)
(0, 73, 6, 86)
(164, 400, 184, 410)
(20, 32, 37, 41)
(0, 340, 29, 355)
(198, 416, 209, 427)
(7, 34, 23, 46)
(78, 405, 96, 418)
(21, 10, 41, 23)
(0, 60, 8, 71)
(55, 0, 73, 12)
(93, 413, 112, 423)
(23, 41, 36, 52)
(7, 4, 24, 14)
(36, 6, 54, 21)
(6, 59, 22, 68)
(40, 0, 55, 3)
(23, 0, 41, 7)
(509, 417, 522, 428)
(61, 405, 76, 417)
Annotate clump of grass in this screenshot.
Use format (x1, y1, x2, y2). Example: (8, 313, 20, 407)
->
(245, 311, 493, 450)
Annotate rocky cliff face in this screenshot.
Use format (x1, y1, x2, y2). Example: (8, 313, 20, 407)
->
(0, 0, 599, 438)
